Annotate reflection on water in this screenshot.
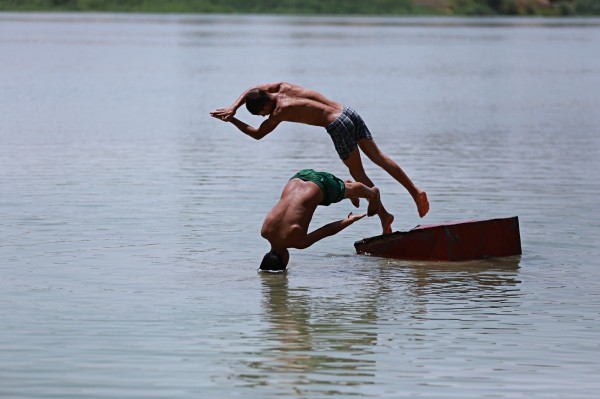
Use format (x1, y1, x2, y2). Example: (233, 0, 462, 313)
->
(252, 272, 377, 395)
(380, 257, 522, 329)
(395, 256, 521, 301)
(245, 257, 521, 395)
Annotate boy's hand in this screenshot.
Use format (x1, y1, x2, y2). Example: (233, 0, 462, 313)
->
(210, 107, 236, 122)
(347, 212, 367, 223)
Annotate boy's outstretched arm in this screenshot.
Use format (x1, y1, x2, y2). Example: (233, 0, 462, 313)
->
(227, 116, 280, 140)
(210, 82, 283, 121)
(295, 212, 366, 249)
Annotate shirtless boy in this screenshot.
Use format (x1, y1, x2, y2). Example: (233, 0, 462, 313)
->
(210, 82, 429, 234)
(259, 169, 381, 271)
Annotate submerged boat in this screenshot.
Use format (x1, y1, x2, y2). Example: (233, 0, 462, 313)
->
(354, 216, 521, 261)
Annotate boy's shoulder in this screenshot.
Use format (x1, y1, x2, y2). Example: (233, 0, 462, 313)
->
(277, 82, 303, 94)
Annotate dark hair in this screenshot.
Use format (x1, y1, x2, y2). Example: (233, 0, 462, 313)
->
(260, 250, 287, 271)
(245, 89, 270, 115)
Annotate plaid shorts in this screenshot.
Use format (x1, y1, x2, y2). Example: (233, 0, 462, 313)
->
(325, 107, 372, 160)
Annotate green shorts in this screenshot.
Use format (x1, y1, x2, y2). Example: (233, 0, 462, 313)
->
(291, 169, 345, 206)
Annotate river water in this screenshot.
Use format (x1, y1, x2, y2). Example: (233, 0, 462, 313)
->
(1, 12, 599, 398)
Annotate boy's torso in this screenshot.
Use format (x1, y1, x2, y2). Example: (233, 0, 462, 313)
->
(261, 179, 321, 248)
(273, 92, 343, 127)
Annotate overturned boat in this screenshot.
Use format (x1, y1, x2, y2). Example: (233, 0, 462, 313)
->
(354, 216, 522, 261)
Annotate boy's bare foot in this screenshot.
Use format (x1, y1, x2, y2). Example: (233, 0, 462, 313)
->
(380, 212, 394, 235)
(367, 187, 381, 217)
(345, 180, 360, 208)
(415, 190, 429, 218)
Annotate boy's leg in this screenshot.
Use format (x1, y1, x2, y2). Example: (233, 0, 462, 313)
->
(342, 148, 394, 234)
(357, 138, 429, 218)
(343, 181, 381, 217)
(344, 179, 360, 208)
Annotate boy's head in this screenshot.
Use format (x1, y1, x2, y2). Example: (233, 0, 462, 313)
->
(245, 89, 273, 116)
(259, 248, 289, 271)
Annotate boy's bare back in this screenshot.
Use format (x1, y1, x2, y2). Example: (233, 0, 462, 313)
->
(268, 83, 343, 127)
(260, 178, 322, 249)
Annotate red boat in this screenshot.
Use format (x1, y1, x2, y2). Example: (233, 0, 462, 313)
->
(354, 216, 522, 261)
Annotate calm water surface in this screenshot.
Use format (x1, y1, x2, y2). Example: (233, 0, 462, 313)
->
(1, 13, 600, 398)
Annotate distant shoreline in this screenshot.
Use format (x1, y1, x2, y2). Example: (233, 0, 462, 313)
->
(0, 0, 598, 17)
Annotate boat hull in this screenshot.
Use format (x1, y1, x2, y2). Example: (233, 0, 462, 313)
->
(354, 216, 522, 261)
